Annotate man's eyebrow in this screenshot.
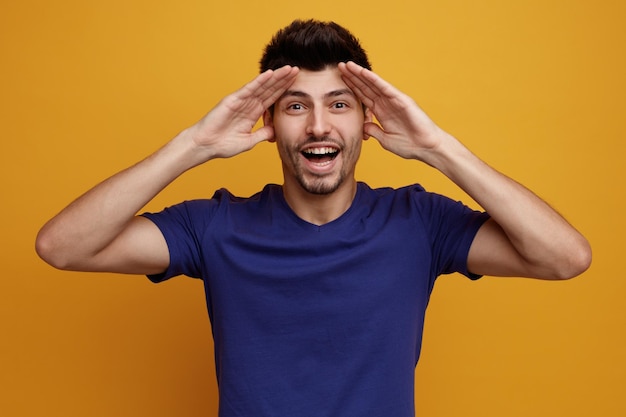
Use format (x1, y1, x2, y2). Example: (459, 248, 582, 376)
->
(324, 88, 356, 99)
(280, 90, 310, 100)
(279, 88, 356, 101)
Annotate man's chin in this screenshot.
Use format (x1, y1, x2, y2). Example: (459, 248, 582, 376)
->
(297, 175, 343, 195)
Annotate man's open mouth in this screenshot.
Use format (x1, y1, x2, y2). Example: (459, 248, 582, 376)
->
(301, 147, 339, 164)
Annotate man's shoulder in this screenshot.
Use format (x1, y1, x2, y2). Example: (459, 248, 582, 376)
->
(357, 182, 428, 201)
(357, 181, 476, 220)
(208, 184, 287, 221)
(210, 184, 281, 203)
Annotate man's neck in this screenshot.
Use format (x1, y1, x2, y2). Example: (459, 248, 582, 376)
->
(282, 179, 358, 226)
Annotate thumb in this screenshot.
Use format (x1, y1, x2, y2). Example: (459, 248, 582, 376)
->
(250, 125, 276, 144)
(363, 122, 384, 142)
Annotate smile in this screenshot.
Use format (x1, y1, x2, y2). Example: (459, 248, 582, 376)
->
(301, 146, 339, 164)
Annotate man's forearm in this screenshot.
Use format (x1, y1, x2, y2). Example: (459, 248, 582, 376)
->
(36, 66, 299, 272)
(35, 129, 201, 270)
(422, 131, 591, 278)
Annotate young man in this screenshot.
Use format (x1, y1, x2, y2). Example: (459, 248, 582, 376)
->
(36, 19, 591, 417)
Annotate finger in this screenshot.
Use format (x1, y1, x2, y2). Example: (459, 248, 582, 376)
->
(341, 61, 398, 104)
(241, 66, 299, 108)
(339, 62, 382, 101)
(343, 61, 390, 91)
(363, 121, 385, 142)
(341, 74, 377, 109)
(260, 66, 299, 108)
(256, 65, 299, 103)
(250, 125, 275, 144)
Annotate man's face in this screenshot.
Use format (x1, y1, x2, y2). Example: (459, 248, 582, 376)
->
(266, 67, 371, 195)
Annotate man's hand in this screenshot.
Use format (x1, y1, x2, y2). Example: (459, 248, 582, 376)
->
(184, 65, 299, 163)
(338, 61, 443, 162)
(36, 66, 299, 275)
(340, 61, 590, 279)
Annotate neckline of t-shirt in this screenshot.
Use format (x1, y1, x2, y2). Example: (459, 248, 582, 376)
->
(272, 182, 367, 232)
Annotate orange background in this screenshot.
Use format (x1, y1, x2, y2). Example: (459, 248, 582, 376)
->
(2, 0, 625, 416)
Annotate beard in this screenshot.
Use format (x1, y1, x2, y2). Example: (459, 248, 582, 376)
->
(295, 170, 346, 195)
(280, 135, 358, 195)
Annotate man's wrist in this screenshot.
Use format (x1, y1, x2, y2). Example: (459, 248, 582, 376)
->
(170, 126, 217, 169)
(415, 130, 460, 169)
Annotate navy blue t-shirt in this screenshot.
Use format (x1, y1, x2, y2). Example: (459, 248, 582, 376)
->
(142, 182, 490, 417)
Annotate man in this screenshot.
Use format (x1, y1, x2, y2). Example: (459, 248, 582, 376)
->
(36, 19, 591, 417)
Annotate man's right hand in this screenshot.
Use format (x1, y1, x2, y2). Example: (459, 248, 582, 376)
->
(182, 65, 299, 165)
(35, 66, 298, 275)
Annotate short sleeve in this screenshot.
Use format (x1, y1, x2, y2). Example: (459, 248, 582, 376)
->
(409, 187, 490, 279)
(140, 199, 217, 283)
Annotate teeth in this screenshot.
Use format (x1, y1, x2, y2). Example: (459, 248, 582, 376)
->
(302, 147, 337, 155)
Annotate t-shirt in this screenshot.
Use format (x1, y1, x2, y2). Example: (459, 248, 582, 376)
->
(142, 182, 490, 417)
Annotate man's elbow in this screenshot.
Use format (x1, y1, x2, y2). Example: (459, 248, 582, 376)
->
(35, 229, 74, 271)
(550, 238, 592, 280)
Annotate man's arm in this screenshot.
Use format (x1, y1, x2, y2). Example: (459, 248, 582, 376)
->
(36, 66, 299, 275)
(339, 62, 591, 279)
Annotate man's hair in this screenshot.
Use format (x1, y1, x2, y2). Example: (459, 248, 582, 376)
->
(260, 19, 371, 72)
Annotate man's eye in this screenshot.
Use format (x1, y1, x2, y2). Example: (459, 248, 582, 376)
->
(333, 102, 347, 109)
(288, 103, 303, 110)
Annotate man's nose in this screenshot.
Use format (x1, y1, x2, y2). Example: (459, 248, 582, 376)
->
(306, 109, 331, 138)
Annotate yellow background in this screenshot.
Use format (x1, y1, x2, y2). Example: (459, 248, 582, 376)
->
(2, 0, 624, 416)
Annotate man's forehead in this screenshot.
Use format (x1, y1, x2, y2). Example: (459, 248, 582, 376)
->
(280, 88, 355, 101)
(282, 67, 352, 98)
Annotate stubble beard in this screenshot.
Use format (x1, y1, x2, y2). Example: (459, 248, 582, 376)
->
(296, 170, 346, 195)
(284, 136, 360, 195)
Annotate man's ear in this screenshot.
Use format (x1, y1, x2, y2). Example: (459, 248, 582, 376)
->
(263, 110, 276, 143)
(362, 107, 373, 141)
